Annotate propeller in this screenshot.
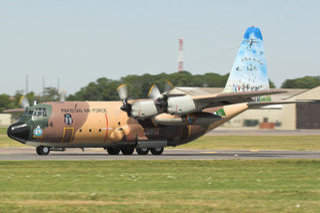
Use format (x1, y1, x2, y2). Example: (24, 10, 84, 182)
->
(117, 84, 132, 116)
(164, 80, 174, 93)
(148, 81, 174, 100)
(117, 84, 128, 100)
(19, 95, 30, 108)
(147, 81, 176, 111)
(148, 84, 161, 100)
(117, 81, 176, 118)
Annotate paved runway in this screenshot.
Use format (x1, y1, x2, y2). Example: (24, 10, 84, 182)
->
(208, 129, 320, 136)
(0, 148, 319, 160)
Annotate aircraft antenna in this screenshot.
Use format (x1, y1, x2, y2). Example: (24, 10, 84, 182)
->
(57, 77, 60, 92)
(25, 74, 29, 94)
(42, 76, 45, 97)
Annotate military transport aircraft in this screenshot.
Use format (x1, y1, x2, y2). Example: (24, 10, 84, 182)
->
(7, 26, 291, 155)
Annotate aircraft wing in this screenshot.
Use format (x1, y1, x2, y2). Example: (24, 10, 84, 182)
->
(248, 99, 319, 109)
(191, 89, 288, 109)
(3, 108, 25, 113)
(3, 108, 25, 117)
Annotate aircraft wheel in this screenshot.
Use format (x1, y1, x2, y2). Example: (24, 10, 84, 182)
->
(136, 147, 149, 155)
(150, 147, 164, 155)
(36, 146, 50, 155)
(121, 146, 135, 155)
(107, 147, 120, 155)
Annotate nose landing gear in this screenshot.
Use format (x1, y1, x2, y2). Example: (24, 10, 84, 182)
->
(36, 146, 50, 155)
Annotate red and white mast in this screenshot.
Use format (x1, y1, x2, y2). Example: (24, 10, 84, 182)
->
(178, 38, 184, 72)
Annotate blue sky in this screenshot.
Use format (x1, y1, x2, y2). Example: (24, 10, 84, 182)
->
(0, 0, 319, 95)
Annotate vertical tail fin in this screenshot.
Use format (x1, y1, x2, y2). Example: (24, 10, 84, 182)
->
(224, 27, 270, 101)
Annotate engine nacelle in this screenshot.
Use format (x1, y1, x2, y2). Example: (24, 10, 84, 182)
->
(131, 100, 158, 119)
(167, 95, 196, 115)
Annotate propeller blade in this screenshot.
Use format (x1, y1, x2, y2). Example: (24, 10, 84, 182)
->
(164, 80, 174, 92)
(19, 95, 30, 108)
(117, 84, 128, 100)
(148, 84, 161, 100)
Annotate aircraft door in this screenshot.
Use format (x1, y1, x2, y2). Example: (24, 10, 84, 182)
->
(61, 113, 74, 143)
(62, 127, 74, 143)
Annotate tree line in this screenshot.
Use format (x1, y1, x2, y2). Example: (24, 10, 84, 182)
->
(67, 71, 230, 101)
(1, 71, 320, 112)
(281, 76, 320, 89)
(0, 87, 60, 112)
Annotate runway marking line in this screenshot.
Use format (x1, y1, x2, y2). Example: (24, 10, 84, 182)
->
(201, 151, 217, 154)
(250, 149, 260, 152)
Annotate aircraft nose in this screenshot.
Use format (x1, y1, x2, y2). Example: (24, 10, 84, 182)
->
(7, 122, 30, 143)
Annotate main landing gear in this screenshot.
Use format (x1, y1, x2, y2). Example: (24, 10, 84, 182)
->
(105, 147, 164, 155)
(121, 146, 135, 155)
(106, 147, 120, 155)
(150, 147, 164, 155)
(136, 147, 149, 155)
(36, 146, 50, 155)
(134, 147, 164, 155)
(106, 147, 135, 155)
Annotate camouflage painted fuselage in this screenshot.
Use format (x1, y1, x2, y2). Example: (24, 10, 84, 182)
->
(13, 101, 248, 148)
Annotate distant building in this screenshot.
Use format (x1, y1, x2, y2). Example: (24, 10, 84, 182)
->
(0, 113, 13, 126)
(218, 86, 320, 130)
(280, 86, 320, 129)
(193, 86, 320, 130)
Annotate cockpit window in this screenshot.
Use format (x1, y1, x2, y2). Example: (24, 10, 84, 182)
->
(37, 110, 43, 117)
(24, 110, 34, 115)
(43, 108, 47, 117)
(32, 108, 48, 118)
